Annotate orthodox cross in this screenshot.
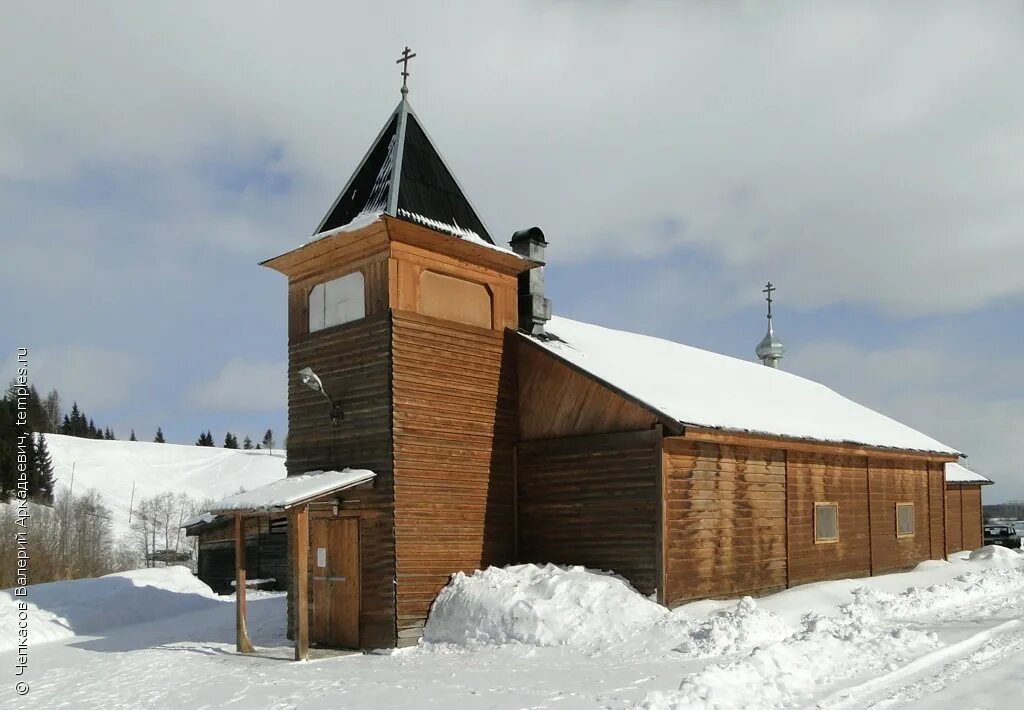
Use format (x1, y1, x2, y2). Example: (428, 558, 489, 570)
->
(396, 46, 417, 95)
(763, 282, 776, 320)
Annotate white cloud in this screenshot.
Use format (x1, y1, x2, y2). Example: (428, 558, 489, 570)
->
(3, 345, 149, 410)
(3, 3, 1024, 315)
(186, 359, 285, 412)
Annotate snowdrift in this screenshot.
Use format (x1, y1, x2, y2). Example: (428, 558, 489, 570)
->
(672, 597, 794, 657)
(422, 563, 665, 648)
(0, 566, 222, 650)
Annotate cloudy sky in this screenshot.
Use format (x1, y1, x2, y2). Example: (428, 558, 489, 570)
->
(3, 2, 1022, 499)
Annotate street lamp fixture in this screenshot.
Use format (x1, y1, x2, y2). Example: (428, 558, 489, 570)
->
(297, 367, 343, 425)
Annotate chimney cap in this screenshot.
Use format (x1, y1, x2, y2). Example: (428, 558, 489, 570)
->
(510, 226, 547, 246)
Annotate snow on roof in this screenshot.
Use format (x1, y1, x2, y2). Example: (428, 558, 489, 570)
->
(310, 210, 383, 243)
(208, 469, 375, 514)
(532, 317, 958, 455)
(181, 512, 218, 529)
(945, 462, 993, 485)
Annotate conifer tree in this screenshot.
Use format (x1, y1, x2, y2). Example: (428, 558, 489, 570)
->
(130, 429, 137, 442)
(33, 434, 55, 504)
(224, 432, 239, 449)
(242, 435, 253, 450)
(154, 427, 166, 443)
(262, 429, 274, 451)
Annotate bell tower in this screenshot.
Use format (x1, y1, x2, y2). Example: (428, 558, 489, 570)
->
(260, 53, 539, 648)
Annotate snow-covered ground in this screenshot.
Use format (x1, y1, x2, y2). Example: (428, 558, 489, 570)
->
(45, 434, 286, 536)
(4, 549, 1023, 709)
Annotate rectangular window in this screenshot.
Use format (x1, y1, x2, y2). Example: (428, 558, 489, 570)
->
(896, 502, 915, 538)
(309, 271, 365, 333)
(814, 502, 839, 544)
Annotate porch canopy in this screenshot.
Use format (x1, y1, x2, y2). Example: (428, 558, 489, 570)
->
(206, 468, 376, 660)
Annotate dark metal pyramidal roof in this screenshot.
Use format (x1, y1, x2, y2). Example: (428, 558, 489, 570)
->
(314, 97, 494, 244)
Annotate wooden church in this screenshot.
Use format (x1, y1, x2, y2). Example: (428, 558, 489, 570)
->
(199, 59, 991, 657)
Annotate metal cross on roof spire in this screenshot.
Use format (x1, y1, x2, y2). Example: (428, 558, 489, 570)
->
(396, 46, 417, 96)
(763, 282, 776, 320)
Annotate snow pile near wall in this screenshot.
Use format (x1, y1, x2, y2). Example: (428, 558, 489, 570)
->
(969, 545, 1023, 567)
(422, 563, 665, 649)
(0, 566, 222, 650)
(673, 597, 794, 657)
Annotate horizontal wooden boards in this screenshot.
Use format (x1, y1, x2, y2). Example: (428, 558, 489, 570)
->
(664, 441, 787, 605)
(787, 452, 872, 585)
(391, 311, 517, 642)
(517, 429, 660, 596)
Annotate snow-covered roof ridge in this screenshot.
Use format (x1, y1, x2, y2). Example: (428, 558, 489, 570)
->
(945, 462, 993, 485)
(208, 469, 375, 514)
(530, 317, 959, 455)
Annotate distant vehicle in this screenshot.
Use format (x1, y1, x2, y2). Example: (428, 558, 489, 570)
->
(983, 524, 1021, 549)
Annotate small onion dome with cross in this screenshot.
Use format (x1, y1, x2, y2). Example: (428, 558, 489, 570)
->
(755, 282, 785, 368)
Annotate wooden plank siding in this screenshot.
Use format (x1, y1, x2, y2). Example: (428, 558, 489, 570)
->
(196, 517, 287, 594)
(961, 485, 983, 550)
(945, 485, 964, 553)
(517, 340, 658, 440)
(517, 429, 661, 596)
(391, 310, 518, 645)
(663, 439, 788, 605)
(285, 312, 396, 649)
(867, 459, 933, 574)
(786, 452, 872, 585)
(928, 462, 946, 559)
(663, 438, 948, 606)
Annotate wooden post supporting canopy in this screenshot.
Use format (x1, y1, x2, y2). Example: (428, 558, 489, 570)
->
(235, 513, 255, 653)
(293, 504, 310, 661)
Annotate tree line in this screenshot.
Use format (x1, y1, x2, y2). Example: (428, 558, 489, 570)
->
(195, 428, 275, 450)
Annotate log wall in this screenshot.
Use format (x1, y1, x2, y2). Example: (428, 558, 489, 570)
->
(390, 311, 518, 646)
(517, 429, 661, 596)
(945, 485, 984, 552)
(196, 518, 288, 594)
(962, 486, 983, 550)
(663, 438, 947, 605)
(663, 439, 787, 605)
(867, 459, 933, 574)
(786, 452, 872, 585)
(285, 311, 396, 649)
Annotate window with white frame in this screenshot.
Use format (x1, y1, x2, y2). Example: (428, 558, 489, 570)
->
(814, 502, 839, 544)
(309, 271, 365, 333)
(896, 502, 915, 538)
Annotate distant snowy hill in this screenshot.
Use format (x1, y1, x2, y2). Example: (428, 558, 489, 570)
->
(45, 434, 286, 537)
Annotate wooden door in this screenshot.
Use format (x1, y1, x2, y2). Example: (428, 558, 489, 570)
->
(311, 517, 360, 648)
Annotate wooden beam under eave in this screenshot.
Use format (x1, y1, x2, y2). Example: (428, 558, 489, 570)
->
(674, 427, 960, 463)
(292, 504, 310, 661)
(235, 514, 255, 654)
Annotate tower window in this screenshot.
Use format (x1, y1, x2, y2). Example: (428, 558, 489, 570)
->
(309, 271, 365, 332)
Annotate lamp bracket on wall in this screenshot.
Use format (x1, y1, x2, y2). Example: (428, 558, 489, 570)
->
(297, 367, 344, 426)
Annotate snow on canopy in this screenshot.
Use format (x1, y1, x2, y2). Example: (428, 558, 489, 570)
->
(533, 317, 958, 455)
(945, 462, 992, 485)
(208, 469, 375, 514)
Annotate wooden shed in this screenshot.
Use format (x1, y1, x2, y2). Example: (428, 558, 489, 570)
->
(245, 90, 986, 655)
(183, 514, 289, 595)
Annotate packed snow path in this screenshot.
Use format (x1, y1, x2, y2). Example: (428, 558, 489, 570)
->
(4, 550, 1023, 709)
